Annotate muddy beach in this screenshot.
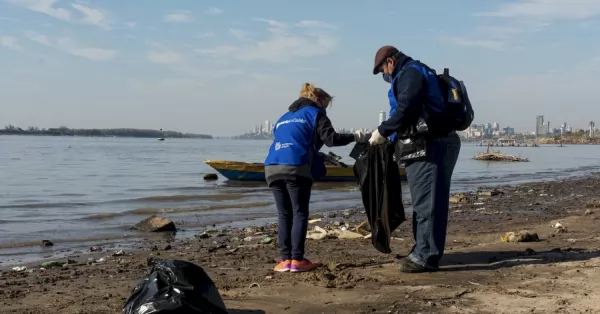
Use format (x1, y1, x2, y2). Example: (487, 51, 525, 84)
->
(2, 176, 600, 314)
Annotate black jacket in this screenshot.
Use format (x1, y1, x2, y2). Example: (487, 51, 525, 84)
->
(377, 53, 428, 138)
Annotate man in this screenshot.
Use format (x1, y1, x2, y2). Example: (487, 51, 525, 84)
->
(369, 45, 461, 273)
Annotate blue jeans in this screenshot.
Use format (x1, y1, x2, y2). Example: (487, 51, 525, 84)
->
(405, 133, 461, 268)
(269, 177, 313, 261)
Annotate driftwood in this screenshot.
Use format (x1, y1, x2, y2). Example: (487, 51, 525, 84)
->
(474, 143, 529, 162)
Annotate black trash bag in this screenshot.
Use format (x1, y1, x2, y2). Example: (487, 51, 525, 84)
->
(351, 142, 406, 254)
(122, 258, 227, 314)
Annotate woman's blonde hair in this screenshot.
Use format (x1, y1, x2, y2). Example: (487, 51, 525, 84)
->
(299, 83, 333, 108)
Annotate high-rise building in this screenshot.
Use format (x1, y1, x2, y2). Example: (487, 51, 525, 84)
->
(535, 115, 544, 137)
(264, 120, 271, 134)
(378, 111, 387, 125)
(590, 121, 596, 138)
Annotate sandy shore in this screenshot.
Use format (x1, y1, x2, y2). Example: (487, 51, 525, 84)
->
(2, 176, 600, 314)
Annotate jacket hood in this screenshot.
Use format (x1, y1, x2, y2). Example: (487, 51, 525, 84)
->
(288, 97, 325, 114)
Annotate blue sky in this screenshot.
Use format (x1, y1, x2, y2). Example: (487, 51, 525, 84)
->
(1, 0, 599, 136)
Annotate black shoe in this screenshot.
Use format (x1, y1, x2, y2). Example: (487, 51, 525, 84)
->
(398, 258, 439, 273)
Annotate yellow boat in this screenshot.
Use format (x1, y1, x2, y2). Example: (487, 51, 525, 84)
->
(204, 160, 407, 182)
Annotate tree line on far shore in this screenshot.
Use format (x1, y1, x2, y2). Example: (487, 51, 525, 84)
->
(0, 125, 212, 139)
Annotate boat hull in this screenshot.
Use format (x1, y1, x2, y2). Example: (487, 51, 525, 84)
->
(204, 160, 407, 182)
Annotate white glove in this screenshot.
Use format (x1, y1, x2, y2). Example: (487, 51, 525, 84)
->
(353, 131, 370, 143)
(368, 129, 386, 145)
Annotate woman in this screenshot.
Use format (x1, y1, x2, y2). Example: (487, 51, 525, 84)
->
(264, 83, 366, 272)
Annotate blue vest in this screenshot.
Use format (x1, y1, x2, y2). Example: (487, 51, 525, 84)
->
(264, 106, 325, 176)
(387, 60, 445, 140)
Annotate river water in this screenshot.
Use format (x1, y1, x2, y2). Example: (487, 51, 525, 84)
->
(1, 136, 599, 263)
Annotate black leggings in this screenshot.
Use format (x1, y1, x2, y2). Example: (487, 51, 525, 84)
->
(269, 177, 313, 261)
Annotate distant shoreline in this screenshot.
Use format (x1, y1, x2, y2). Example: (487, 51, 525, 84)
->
(0, 126, 212, 139)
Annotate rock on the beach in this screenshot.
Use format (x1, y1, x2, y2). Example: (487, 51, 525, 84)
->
(501, 231, 539, 243)
(41, 240, 53, 247)
(203, 173, 218, 180)
(133, 215, 177, 232)
(585, 209, 594, 216)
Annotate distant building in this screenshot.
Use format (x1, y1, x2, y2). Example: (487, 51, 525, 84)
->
(535, 115, 544, 137)
(378, 111, 387, 125)
(502, 127, 515, 136)
(264, 120, 271, 134)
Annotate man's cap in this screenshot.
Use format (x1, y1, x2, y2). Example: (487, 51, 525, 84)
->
(373, 45, 399, 75)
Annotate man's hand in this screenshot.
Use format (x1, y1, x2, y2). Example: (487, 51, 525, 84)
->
(354, 131, 370, 143)
(368, 129, 386, 145)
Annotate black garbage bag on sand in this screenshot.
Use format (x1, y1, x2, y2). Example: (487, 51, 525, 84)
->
(351, 142, 406, 254)
(122, 258, 227, 314)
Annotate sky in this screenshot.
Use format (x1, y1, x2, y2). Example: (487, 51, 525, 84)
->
(1, 0, 600, 136)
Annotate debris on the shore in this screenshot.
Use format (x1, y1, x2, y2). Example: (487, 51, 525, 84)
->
(90, 246, 102, 252)
(260, 237, 273, 244)
(551, 221, 568, 233)
(203, 173, 218, 181)
(478, 189, 504, 197)
(585, 209, 594, 216)
(475, 152, 529, 162)
(585, 200, 600, 208)
(133, 215, 177, 232)
(501, 231, 540, 243)
(12, 266, 27, 272)
(449, 193, 476, 204)
(474, 144, 528, 162)
(41, 240, 54, 247)
(356, 220, 370, 236)
(333, 230, 364, 239)
(308, 218, 322, 224)
(41, 261, 62, 268)
(113, 250, 126, 256)
(308, 226, 328, 240)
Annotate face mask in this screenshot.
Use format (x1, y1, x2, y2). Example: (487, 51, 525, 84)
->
(382, 73, 392, 84)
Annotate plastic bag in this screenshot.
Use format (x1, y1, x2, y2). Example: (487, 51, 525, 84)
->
(122, 258, 227, 314)
(351, 142, 406, 254)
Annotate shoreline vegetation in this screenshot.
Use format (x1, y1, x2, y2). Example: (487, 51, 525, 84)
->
(0, 125, 212, 139)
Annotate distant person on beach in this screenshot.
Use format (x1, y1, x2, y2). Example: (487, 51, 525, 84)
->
(369, 45, 464, 273)
(264, 83, 367, 272)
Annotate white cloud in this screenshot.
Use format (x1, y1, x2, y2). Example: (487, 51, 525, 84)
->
(8, 0, 111, 29)
(229, 28, 251, 41)
(254, 18, 288, 34)
(197, 18, 340, 63)
(147, 51, 181, 64)
(25, 32, 116, 61)
(477, 0, 600, 20)
(295, 20, 337, 29)
(126, 21, 137, 28)
(441, 36, 505, 51)
(71, 3, 110, 30)
(205, 7, 223, 15)
(8, 0, 70, 21)
(164, 11, 194, 23)
(0, 36, 22, 50)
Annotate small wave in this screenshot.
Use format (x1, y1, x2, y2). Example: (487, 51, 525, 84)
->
(79, 201, 273, 221)
(51, 193, 87, 197)
(83, 212, 124, 221)
(130, 193, 248, 203)
(124, 201, 272, 216)
(0, 192, 259, 209)
(0, 201, 90, 209)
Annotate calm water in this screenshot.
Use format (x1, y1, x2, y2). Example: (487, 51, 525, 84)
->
(1, 136, 600, 263)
